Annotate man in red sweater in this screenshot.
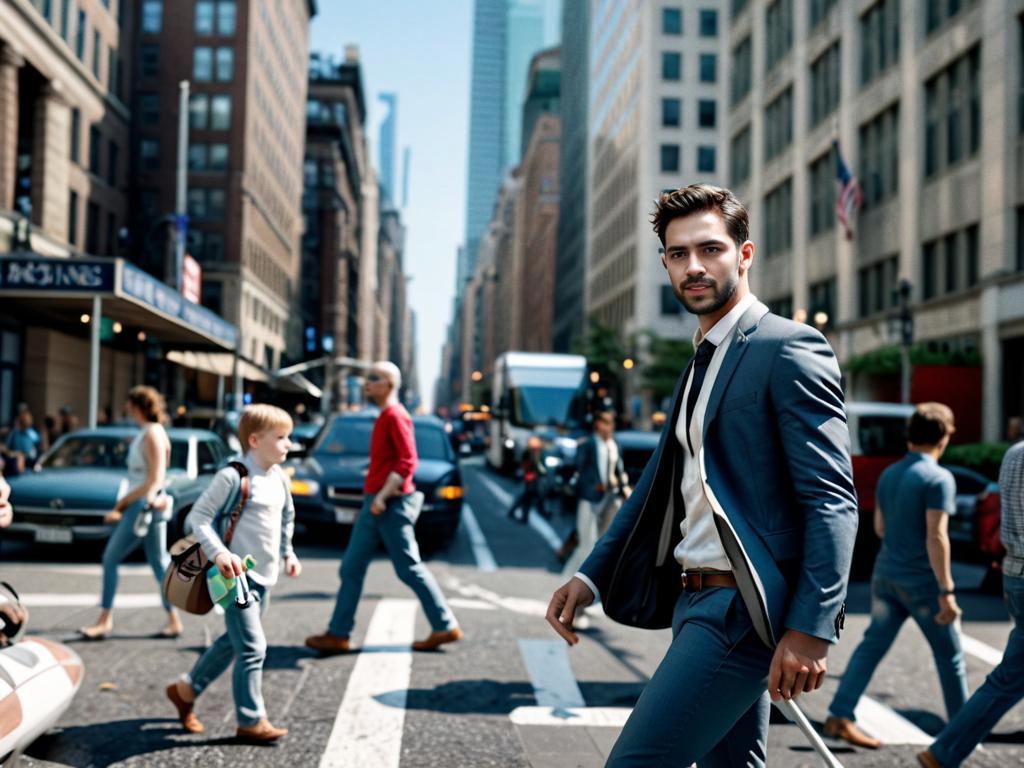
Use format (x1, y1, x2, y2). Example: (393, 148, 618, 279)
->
(306, 361, 462, 654)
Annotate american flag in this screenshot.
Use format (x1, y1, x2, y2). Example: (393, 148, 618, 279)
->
(834, 140, 863, 240)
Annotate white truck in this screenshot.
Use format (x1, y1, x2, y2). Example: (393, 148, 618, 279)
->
(486, 352, 589, 472)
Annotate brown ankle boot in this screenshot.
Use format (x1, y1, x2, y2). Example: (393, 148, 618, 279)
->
(166, 683, 204, 734)
(236, 719, 288, 743)
(304, 632, 352, 655)
(823, 716, 881, 749)
(412, 627, 464, 651)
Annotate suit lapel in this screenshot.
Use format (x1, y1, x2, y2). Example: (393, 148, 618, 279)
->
(702, 301, 770, 438)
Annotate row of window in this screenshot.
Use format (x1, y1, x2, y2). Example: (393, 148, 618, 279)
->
(661, 52, 718, 83)
(141, 0, 236, 35)
(67, 190, 119, 257)
(189, 94, 234, 131)
(661, 7, 718, 37)
(69, 110, 119, 186)
(193, 47, 234, 83)
(922, 224, 980, 301)
(659, 145, 717, 174)
(660, 99, 717, 129)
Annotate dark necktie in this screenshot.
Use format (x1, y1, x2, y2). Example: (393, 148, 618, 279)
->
(685, 340, 717, 456)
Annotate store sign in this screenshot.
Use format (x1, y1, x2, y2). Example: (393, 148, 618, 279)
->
(182, 255, 202, 304)
(0, 257, 115, 292)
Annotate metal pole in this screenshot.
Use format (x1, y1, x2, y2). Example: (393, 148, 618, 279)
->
(900, 344, 912, 404)
(174, 80, 190, 292)
(216, 374, 225, 412)
(88, 295, 101, 428)
(774, 700, 844, 768)
(233, 347, 244, 410)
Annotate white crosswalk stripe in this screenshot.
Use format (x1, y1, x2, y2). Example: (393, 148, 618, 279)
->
(472, 469, 563, 552)
(459, 503, 498, 571)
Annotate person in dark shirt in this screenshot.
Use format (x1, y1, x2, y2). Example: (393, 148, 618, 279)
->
(508, 436, 549, 524)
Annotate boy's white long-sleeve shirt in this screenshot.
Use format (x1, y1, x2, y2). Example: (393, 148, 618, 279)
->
(186, 453, 295, 586)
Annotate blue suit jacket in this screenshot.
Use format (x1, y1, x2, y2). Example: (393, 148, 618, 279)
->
(579, 302, 858, 647)
(575, 435, 629, 504)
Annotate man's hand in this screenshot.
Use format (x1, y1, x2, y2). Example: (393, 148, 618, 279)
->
(215, 552, 244, 579)
(0, 602, 27, 646)
(371, 494, 388, 515)
(545, 577, 595, 646)
(935, 594, 962, 625)
(768, 629, 829, 701)
(284, 553, 302, 578)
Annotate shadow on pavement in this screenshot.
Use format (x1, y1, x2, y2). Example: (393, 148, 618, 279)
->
(26, 718, 202, 767)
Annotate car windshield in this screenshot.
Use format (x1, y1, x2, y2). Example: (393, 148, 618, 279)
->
(317, 420, 451, 461)
(42, 435, 190, 470)
(856, 416, 908, 457)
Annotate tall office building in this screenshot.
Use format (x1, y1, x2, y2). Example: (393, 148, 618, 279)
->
(378, 91, 397, 204)
(586, 1, 726, 344)
(133, 0, 316, 372)
(727, 0, 1024, 441)
(553, 0, 589, 352)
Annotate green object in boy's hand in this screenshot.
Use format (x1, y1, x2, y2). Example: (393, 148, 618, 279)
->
(207, 554, 257, 606)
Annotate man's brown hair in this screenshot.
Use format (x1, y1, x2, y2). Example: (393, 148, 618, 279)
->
(650, 184, 749, 249)
(907, 402, 956, 446)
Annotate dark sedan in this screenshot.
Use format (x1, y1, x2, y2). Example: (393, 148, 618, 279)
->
(289, 412, 464, 551)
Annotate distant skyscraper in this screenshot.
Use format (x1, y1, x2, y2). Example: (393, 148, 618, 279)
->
(505, 0, 545, 165)
(401, 146, 411, 208)
(378, 92, 398, 204)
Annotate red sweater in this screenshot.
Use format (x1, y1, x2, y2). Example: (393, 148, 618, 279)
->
(364, 404, 418, 495)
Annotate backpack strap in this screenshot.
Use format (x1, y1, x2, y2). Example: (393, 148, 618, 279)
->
(222, 461, 250, 547)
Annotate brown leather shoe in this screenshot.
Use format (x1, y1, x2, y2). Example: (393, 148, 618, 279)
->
(304, 633, 352, 655)
(917, 750, 942, 768)
(412, 627, 464, 651)
(823, 716, 881, 749)
(166, 682, 204, 734)
(236, 719, 288, 743)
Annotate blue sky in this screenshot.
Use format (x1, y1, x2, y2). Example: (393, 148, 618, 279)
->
(311, 1, 472, 409)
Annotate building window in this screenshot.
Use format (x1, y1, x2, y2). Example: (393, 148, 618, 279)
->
(140, 139, 160, 171)
(809, 0, 838, 29)
(809, 146, 837, 237)
(764, 86, 793, 161)
(141, 0, 162, 33)
(91, 29, 100, 78)
(107, 139, 118, 186)
(106, 212, 116, 255)
(68, 190, 78, 245)
(662, 98, 681, 127)
(75, 9, 86, 59)
(923, 47, 981, 179)
(809, 42, 840, 128)
(69, 108, 80, 163)
(765, 0, 793, 71)
(188, 144, 208, 170)
(763, 178, 793, 257)
(139, 92, 159, 124)
(922, 224, 981, 299)
(187, 188, 225, 221)
(662, 7, 682, 35)
(108, 48, 121, 98)
(140, 44, 159, 78)
(193, 47, 212, 81)
(660, 144, 680, 173)
(189, 95, 209, 129)
(731, 0, 749, 18)
(661, 285, 682, 315)
(88, 125, 101, 175)
(217, 0, 236, 35)
(965, 224, 979, 287)
(731, 36, 752, 105)
(699, 9, 718, 37)
(697, 146, 716, 173)
(730, 126, 751, 185)
(86, 201, 100, 254)
(698, 99, 716, 128)
(195, 0, 214, 34)
(209, 143, 228, 169)
(215, 47, 234, 81)
(60, 0, 72, 41)
(809, 277, 836, 327)
(210, 95, 232, 130)
(923, 241, 938, 299)
(767, 295, 793, 318)
(859, 103, 899, 208)
(662, 52, 682, 81)
(926, 0, 976, 36)
(860, 0, 899, 86)
(699, 53, 717, 83)
(857, 255, 899, 318)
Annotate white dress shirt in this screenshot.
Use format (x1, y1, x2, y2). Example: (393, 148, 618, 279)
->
(674, 292, 758, 571)
(594, 436, 620, 489)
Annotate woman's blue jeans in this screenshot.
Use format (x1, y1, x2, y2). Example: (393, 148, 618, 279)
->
(100, 499, 170, 611)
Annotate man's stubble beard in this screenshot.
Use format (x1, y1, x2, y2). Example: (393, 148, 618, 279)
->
(675, 272, 739, 316)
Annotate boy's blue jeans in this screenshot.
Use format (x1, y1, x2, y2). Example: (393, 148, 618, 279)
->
(829, 574, 967, 722)
(188, 580, 269, 726)
(929, 573, 1024, 766)
(101, 499, 170, 611)
(327, 494, 456, 638)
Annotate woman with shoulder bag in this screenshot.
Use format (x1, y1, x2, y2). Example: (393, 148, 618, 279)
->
(79, 386, 183, 640)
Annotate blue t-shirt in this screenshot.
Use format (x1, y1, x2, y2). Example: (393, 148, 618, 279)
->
(6, 428, 40, 459)
(873, 452, 956, 586)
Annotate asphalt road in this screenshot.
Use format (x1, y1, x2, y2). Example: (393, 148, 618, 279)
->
(2, 455, 1023, 767)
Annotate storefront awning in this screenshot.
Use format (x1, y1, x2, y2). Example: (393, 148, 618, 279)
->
(165, 350, 269, 382)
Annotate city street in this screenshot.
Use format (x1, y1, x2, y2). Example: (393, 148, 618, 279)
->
(0, 456, 1019, 767)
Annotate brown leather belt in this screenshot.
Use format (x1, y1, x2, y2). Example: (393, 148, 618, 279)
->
(681, 570, 737, 592)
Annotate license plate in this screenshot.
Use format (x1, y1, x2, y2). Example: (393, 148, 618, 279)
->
(35, 527, 73, 544)
(334, 508, 357, 524)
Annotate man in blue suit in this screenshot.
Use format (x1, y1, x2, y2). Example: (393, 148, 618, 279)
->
(545, 184, 858, 766)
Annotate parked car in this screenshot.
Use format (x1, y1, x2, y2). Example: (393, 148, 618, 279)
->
(944, 463, 1002, 564)
(289, 412, 464, 551)
(3, 427, 232, 547)
(287, 421, 323, 462)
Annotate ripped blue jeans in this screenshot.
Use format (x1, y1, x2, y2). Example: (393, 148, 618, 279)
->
(829, 575, 967, 722)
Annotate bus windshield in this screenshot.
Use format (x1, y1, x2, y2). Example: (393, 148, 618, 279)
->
(511, 386, 584, 429)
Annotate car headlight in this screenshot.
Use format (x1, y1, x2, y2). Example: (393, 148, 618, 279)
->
(435, 485, 464, 501)
(543, 455, 562, 468)
(504, 439, 515, 449)
(290, 479, 320, 497)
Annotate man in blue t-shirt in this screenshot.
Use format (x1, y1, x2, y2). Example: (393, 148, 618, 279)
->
(825, 402, 966, 749)
(4, 410, 41, 475)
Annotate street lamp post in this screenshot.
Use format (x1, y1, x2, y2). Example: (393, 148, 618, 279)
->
(896, 279, 914, 404)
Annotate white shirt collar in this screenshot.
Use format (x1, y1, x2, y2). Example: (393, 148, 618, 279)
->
(692, 292, 758, 348)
